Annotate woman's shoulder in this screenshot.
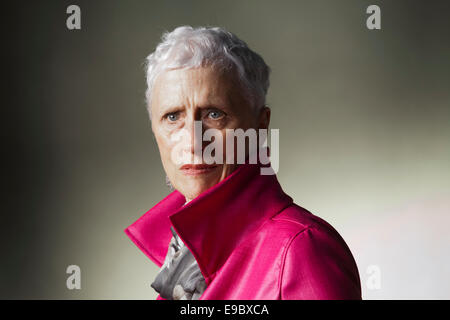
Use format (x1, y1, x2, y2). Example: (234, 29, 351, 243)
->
(268, 203, 338, 237)
(269, 204, 362, 299)
(262, 203, 353, 256)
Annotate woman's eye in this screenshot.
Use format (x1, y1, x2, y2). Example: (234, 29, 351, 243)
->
(207, 110, 225, 120)
(166, 112, 179, 122)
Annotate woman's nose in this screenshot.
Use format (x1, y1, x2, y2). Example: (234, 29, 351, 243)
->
(182, 117, 204, 158)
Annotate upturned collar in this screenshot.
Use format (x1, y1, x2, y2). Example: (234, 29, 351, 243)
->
(124, 162, 293, 283)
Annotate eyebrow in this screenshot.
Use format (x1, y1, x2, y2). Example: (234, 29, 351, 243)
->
(159, 105, 184, 115)
(160, 103, 229, 113)
(201, 104, 230, 111)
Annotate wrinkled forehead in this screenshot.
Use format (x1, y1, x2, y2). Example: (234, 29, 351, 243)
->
(150, 66, 249, 112)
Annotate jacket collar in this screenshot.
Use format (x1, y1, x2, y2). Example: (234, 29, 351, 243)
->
(124, 162, 293, 283)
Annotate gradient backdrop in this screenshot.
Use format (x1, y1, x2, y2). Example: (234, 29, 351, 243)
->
(3, 0, 450, 299)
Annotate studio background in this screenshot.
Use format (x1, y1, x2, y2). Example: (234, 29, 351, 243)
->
(3, 0, 450, 299)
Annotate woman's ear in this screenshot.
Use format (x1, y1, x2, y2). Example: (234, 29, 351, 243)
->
(258, 105, 271, 130)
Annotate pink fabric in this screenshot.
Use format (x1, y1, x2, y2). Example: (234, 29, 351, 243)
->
(124, 163, 361, 300)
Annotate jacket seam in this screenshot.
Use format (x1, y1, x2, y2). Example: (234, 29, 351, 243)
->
(268, 201, 294, 221)
(278, 226, 316, 300)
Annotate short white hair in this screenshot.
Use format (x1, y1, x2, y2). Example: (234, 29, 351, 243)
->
(144, 25, 270, 114)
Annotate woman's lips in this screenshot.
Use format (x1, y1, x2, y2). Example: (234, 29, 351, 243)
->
(180, 164, 218, 176)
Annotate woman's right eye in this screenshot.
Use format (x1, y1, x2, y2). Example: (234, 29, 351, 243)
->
(165, 112, 179, 122)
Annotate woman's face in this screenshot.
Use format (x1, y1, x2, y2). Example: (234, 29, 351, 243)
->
(150, 66, 270, 201)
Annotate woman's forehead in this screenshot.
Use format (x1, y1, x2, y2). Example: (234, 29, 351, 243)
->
(152, 67, 246, 109)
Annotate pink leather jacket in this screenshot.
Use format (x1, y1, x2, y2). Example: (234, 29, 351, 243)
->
(125, 163, 362, 299)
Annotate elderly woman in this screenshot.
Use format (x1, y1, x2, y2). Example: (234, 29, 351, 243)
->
(125, 26, 361, 300)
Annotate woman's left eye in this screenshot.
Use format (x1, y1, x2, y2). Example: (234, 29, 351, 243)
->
(207, 109, 225, 120)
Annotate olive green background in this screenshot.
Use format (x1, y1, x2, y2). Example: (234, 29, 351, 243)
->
(3, 0, 450, 299)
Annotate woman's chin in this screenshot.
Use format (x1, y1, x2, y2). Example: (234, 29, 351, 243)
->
(176, 180, 218, 202)
(171, 168, 227, 201)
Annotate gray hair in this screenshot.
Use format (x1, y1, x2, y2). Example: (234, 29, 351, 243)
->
(144, 25, 271, 114)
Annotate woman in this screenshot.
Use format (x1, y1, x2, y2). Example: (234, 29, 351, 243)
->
(124, 26, 361, 300)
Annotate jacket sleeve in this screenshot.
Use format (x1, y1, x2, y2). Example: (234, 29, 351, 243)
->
(280, 227, 362, 300)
